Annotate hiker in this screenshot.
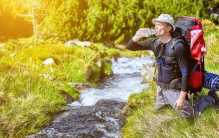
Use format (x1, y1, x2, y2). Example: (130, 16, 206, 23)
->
(125, 14, 216, 117)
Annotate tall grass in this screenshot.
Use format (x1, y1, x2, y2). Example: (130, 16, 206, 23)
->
(0, 37, 136, 137)
(0, 36, 146, 137)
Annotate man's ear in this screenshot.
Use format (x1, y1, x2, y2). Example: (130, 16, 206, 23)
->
(167, 25, 172, 33)
(168, 25, 172, 32)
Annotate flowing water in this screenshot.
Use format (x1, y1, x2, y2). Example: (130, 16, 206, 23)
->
(28, 56, 154, 138)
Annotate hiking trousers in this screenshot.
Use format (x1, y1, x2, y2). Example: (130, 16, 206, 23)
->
(155, 86, 215, 117)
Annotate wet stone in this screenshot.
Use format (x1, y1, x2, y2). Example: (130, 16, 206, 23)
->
(27, 100, 126, 138)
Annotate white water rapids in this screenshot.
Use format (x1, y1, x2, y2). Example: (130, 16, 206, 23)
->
(69, 56, 155, 107)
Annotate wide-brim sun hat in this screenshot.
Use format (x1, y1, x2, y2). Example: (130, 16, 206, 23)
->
(152, 14, 176, 31)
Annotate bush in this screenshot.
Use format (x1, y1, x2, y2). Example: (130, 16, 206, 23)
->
(39, 0, 206, 44)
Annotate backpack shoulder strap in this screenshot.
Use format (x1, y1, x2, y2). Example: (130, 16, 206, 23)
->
(170, 38, 185, 49)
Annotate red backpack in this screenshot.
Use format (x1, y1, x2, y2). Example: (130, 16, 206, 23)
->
(173, 16, 206, 93)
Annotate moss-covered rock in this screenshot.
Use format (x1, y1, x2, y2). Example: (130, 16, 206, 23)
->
(85, 60, 102, 83)
(101, 58, 113, 77)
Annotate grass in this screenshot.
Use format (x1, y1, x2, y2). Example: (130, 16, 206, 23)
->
(122, 82, 219, 138)
(122, 19, 219, 138)
(0, 37, 146, 138)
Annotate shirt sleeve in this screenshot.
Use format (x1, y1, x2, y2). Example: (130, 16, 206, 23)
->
(126, 38, 155, 51)
(175, 42, 189, 92)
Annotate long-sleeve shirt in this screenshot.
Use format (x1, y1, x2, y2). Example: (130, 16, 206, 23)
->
(127, 38, 189, 92)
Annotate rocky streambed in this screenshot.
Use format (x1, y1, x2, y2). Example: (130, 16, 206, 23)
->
(28, 57, 154, 138)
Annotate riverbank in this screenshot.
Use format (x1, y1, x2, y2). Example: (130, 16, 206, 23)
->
(122, 20, 219, 137)
(0, 38, 146, 137)
(28, 57, 152, 138)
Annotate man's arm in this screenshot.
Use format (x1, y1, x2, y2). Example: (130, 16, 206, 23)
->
(125, 28, 157, 51)
(175, 42, 189, 92)
(126, 38, 155, 51)
(175, 42, 189, 109)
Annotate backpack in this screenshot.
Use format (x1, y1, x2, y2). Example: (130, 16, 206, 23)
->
(173, 16, 206, 93)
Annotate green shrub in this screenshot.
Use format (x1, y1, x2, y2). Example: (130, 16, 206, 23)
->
(39, 0, 206, 44)
(0, 0, 209, 43)
(0, 71, 66, 137)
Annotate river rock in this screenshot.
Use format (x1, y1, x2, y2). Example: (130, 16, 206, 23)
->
(43, 58, 55, 66)
(65, 39, 92, 47)
(27, 100, 126, 138)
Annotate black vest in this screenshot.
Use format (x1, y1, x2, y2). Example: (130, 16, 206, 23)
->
(155, 38, 185, 89)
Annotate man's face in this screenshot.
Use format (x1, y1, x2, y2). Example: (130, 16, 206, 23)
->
(154, 22, 172, 37)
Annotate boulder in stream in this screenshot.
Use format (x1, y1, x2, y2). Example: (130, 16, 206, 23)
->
(27, 100, 126, 138)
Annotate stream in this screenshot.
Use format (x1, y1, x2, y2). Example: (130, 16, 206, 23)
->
(28, 56, 154, 138)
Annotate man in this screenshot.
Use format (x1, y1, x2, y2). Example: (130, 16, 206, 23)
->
(126, 14, 215, 117)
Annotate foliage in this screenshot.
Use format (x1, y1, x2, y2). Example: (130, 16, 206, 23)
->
(203, 20, 219, 73)
(204, 0, 219, 8)
(0, 1, 218, 137)
(0, 0, 212, 43)
(39, 0, 206, 43)
(122, 82, 219, 138)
